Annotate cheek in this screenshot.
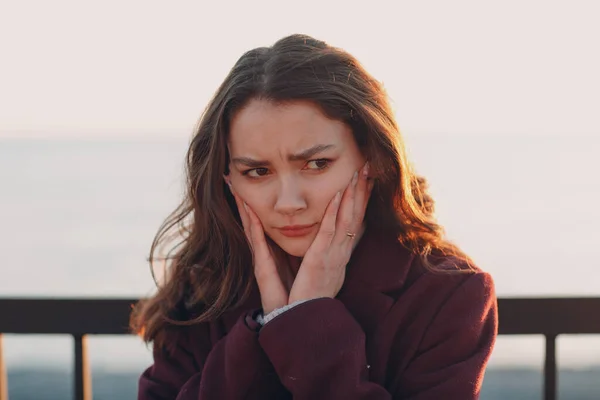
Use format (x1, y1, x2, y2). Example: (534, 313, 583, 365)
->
(231, 179, 272, 218)
(309, 176, 348, 213)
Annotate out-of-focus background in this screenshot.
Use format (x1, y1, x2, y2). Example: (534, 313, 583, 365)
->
(1, 0, 599, 399)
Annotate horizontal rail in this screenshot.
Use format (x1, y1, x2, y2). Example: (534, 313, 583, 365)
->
(0, 298, 135, 335)
(2, 297, 600, 335)
(497, 297, 600, 335)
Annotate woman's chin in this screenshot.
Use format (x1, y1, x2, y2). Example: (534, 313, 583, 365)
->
(283, 248, 307, 258)
(272, 236, 312, 258)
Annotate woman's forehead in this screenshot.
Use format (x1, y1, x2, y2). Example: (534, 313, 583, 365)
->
(228, 99, 351, 155)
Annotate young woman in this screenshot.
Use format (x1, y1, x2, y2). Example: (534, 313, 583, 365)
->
(131, 34, 498, 400)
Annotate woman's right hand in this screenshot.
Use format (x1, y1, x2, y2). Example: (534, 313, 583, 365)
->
(229, 184, 289, 315)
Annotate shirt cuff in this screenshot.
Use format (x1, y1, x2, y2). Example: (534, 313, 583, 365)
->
(255, 299, 312, 326)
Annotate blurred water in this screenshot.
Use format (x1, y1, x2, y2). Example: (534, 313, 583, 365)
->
(1, 135, 599, 371)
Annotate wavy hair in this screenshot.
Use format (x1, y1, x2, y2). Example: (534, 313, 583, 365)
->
(130, 34, 472, 345)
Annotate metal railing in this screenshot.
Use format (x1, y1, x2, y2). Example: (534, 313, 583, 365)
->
(1, 297, 599, 400)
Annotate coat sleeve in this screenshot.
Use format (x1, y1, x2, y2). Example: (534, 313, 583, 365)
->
(394, 272, 498, 399)
(257, 272, 498, 400)
(138, 311, 285, 400)
(258, 297, 390, 399)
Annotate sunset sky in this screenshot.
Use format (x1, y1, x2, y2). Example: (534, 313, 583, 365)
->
(1, 0, 598, 139)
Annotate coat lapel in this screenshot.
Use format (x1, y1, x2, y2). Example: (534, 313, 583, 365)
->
(337, 227, 416, 384)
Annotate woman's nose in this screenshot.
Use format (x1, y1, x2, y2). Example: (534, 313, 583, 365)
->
(273, 178, 307, 216)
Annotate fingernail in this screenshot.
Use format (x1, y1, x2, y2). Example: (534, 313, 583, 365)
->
(243, 202, 248, 211)
(352, 171, 358, 186)
(363, 162, 370, 177)
(335, 191, 342, 203)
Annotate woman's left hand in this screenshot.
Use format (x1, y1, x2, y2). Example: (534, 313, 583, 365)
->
(288, 162, 373, 303)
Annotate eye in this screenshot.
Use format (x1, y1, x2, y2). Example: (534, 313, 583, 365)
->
(305, 159, 332, 171)
(243, 167, 269, 178)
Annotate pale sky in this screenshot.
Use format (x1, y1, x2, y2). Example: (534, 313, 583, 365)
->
(0, 0, 598, 139)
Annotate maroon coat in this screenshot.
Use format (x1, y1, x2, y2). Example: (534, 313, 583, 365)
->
(138, 228, 498, 399)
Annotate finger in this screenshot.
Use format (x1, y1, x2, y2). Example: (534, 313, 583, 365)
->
(362, 178, 374, 216)
(245, 204, 288, 311)
(310, 190, 342, 251)
(232, 192, 253, 243)
(228, 183, 251, 232)
(244, 203, 275, 263)
(333, 170, 359, 246)
(352, 162, 370, 228)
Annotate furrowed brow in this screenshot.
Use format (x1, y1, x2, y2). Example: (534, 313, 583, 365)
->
(231, 144, 336, 167)
(230, 157, 270, 168)
(288, 144, 336, 161)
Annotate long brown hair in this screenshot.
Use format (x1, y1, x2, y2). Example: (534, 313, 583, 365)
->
(130, 34, 472, 344)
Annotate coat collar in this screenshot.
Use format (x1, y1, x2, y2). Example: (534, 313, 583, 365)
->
(335, 226, 416, 341)
(343, 226, 415, 294)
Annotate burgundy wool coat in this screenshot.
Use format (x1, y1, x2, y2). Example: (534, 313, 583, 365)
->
(138, 228, 498, 399)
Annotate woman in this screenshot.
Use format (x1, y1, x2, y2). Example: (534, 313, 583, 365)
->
(131, 34, 498, 400)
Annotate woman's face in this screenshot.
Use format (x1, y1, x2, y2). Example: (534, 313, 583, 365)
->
(226, 98, 366, 257)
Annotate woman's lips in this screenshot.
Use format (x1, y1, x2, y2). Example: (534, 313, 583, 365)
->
(277, 223, 317, 237)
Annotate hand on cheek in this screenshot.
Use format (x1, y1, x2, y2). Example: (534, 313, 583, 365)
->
(289, 162, 373, 303)
(223, 161, 374, 311)
(225, 178, 289, 314)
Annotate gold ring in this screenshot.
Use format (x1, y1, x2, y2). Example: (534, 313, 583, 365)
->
(346, 231, 356, 239)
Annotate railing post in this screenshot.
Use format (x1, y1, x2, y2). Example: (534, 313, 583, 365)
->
(74, 334, 92, 400)
(0, 334, 7, 400)
(544, 334, 557, 400)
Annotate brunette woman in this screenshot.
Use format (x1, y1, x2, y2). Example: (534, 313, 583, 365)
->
(132, 34, 498, 400)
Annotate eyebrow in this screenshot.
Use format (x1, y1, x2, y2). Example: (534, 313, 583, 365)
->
(231, 144, 336, 167)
